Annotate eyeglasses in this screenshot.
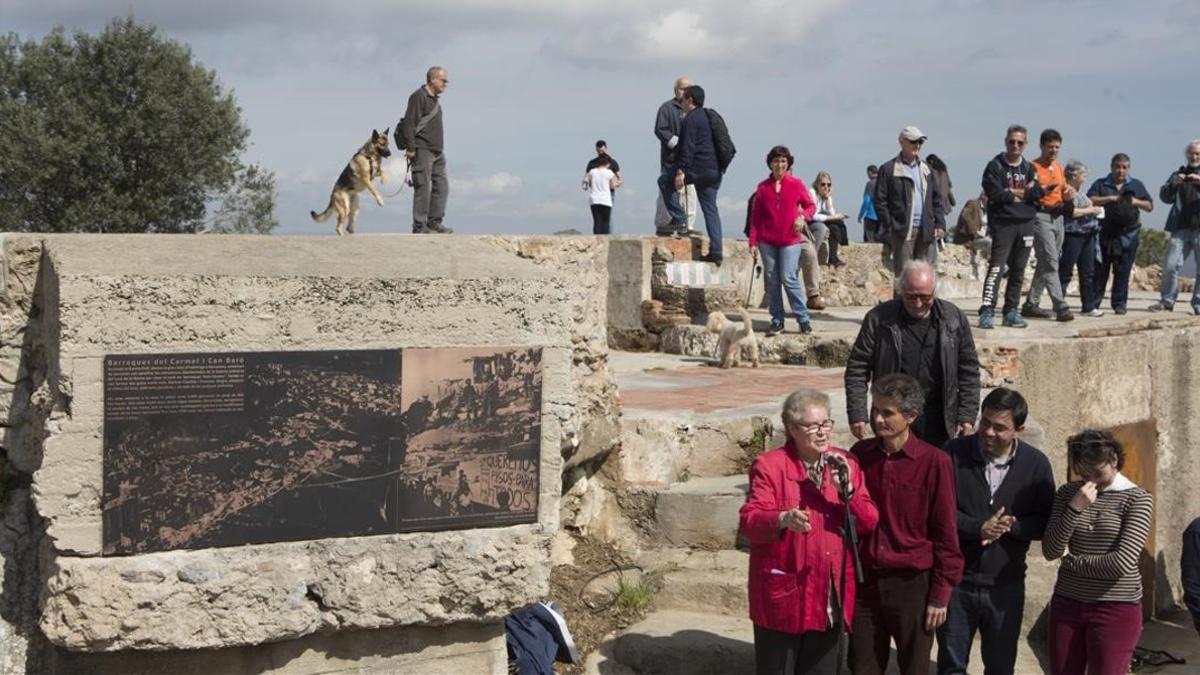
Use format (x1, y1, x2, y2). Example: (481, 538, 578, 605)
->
(817, 182, 831, 187)
(903, 292, 934, 302)
(795, 420, 834, 434)
(1006, 139, 1027, 147)
(905, 139, 925, 146)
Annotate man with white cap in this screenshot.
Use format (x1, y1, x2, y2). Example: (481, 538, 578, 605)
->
(873, 126, 947, 278)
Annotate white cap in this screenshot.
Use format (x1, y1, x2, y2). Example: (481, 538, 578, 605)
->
(900, 126, 927, 142)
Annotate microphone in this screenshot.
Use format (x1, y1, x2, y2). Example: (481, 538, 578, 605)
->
(824, 452, 852, 500)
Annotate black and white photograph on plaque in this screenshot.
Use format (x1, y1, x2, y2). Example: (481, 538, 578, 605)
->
(102, 350, 405, 555)
(397, 346, 542, 531)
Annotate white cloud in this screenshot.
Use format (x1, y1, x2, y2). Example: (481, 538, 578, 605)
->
(454, 172, 523, 198)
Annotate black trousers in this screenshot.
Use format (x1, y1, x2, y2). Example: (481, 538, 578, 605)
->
(590, 204, 612, 235)
(849, 569, 934, 675)
(754, 621, 844, 675)
(980, 220, 1034, 314)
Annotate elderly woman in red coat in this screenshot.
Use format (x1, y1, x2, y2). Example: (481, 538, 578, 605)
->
(739, 388, 878, 675)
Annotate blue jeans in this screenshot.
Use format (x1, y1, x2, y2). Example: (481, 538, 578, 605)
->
(1059, 231, 1100, 312)
(659, 169, 724, 257)
(1160, 228, 1200, 311)
(758, 243, 811, 326)
(1096, 230, 1139, 311)
(936, 581, 1025, 675)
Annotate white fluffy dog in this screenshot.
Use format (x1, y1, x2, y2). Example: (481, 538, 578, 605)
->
(706, 307, 760, 369)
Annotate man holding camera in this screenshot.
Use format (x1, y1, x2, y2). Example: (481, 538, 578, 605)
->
(1149, 140, 1200, 314)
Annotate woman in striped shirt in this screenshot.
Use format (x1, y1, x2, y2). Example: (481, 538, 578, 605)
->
(1043, 430, 1154, 675)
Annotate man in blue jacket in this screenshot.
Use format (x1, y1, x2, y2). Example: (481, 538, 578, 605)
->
(979, 125, 1046, 329)
(658, 85, 724, 264)
(1087, 153, 1154, 315)
(937, 387, 1056, 675)
(1183, 516, 1200, 638)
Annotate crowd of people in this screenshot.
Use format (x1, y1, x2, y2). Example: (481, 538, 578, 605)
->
(576, 75, 1200, 336)
(735, 259, 1200, 675)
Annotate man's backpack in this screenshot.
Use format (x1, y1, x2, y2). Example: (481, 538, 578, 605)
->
(1105, 190, 1141, 232)
(705, 108, 736, 173)
(393, 101, 441, 151)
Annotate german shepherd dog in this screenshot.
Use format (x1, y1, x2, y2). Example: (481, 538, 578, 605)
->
(311, 128, 391, 235)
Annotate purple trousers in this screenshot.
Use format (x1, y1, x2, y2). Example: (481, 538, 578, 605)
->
(1047, 593, 1142, 675)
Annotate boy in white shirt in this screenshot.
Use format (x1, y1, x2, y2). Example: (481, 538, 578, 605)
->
(583, 156, 622, 234)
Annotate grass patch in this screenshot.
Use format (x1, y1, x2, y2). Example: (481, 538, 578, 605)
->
(613, 572, 654, 612)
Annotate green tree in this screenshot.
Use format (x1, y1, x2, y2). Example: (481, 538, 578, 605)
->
(1136, 228, 1169, 268)
(0, 17, 276, 233)
(207, 163, 279, 234)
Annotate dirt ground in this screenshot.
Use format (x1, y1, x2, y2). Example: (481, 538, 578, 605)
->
(549, 536, 655, 674)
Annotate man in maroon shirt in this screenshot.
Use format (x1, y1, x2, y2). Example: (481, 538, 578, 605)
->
(849, 373, 963, 675)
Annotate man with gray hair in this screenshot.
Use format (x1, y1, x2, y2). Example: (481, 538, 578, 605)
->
(1149, 140, 1200, 314)
(845, 260, 980, 448)
(654, 76, 697, 236)
(400, 66, 452, 234)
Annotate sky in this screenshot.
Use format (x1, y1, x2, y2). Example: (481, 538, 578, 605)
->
(5, 0, 1200, 238)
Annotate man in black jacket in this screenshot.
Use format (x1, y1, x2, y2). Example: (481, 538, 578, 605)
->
(874, 126, 947, 278)
(936, 388, 1055, 675)
(979, 125, 1045, 328)
(845, 260, 980, 447)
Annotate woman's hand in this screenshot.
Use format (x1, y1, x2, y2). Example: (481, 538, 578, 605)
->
(1068, 481, 1098, 512)
(778, 508, 811, 533)
(792, 220, 805, 236)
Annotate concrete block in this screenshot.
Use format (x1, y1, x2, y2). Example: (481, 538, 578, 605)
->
(652, 476, 748, 548)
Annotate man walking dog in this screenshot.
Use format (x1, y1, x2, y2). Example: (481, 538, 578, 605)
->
(400, 66, 452, 234)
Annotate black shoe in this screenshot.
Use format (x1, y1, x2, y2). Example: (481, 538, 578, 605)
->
(698, 253, 723, 266)
(426, 222, 454, 234)
(1114, 307, 1127, 315)
(765, 321, 784, 337)
(1055, 309, 1075, 322)
(1020, 304, 1052, 319)
(412, 224, 431, 234)
(799, 322, 813, 335)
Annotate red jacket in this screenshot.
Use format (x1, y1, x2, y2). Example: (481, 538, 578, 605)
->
(738, 444, 879, 635)
(748, 174, 817, 249)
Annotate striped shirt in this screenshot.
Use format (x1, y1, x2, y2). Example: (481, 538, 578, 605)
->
(1043, 476, 1153, 603)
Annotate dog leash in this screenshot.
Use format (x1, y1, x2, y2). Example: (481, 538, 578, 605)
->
(384, 158, 412, 198)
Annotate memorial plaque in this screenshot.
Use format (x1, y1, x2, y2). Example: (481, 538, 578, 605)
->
(102, 347, 541, 555)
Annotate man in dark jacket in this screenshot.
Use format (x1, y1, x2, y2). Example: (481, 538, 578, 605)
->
(400, 66, 452, 234)
(874, 126, 947, 279)
(1183, 516, 1200, 637)
(1148, 140, 1200, 314)
(937, 388, 1055, 675)
(658, 85, 724, 264)
(845, 260, 980, 447)
(1087, 153, 1154, 315)
(979, 124, 1045, 329)
(653, 76, 696, 236)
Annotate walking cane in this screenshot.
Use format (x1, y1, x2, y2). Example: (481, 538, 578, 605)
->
(746, 253, 762, 307)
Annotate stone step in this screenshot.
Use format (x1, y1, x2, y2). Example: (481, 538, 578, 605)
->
(583, 610, 754, 675)
(615, 413, 773, 485)
(649, 476, 747, 549)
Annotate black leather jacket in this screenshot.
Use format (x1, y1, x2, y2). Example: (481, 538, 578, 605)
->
(844, 298, 981, 439)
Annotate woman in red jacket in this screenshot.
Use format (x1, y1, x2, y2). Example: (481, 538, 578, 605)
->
(749, 146, 818, 336)
(739, 389, 879, 675)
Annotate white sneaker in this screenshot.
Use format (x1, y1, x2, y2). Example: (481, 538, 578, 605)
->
(1083, 308, 1104, 317)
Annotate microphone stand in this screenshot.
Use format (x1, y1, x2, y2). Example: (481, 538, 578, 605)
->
(833, 459, 864, 584)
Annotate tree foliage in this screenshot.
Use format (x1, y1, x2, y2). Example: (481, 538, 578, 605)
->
(208, 164, 279, 234)
(1136, 228, 1169, 268)
(0, 17, 276, 233)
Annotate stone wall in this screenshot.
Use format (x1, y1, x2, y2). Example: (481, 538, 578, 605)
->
(0, 233, 619, 672)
